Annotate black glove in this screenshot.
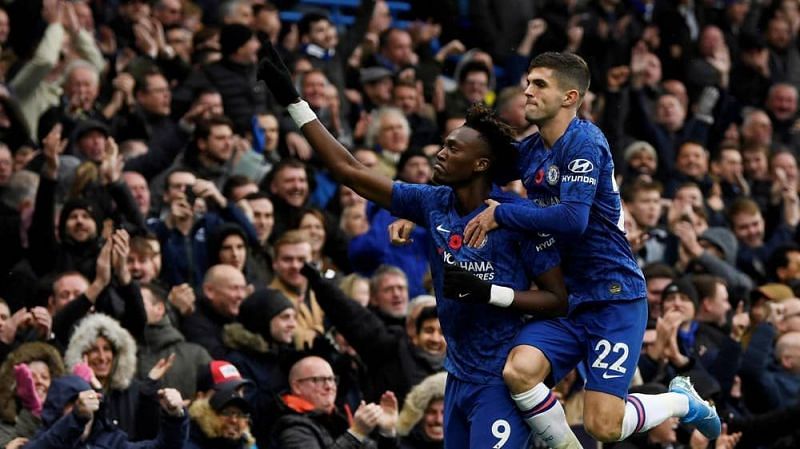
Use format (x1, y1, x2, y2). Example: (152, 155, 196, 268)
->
(300, 262, 322, 284)
(442, 264, 490, 303)
(257, 41, 301, 107)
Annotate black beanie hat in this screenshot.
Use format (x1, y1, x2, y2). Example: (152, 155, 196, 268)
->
(58, 198, 101, 241)
(220, 23, 254, 56)
(239, 288, 294, 340)
(661, 276, 699, 306)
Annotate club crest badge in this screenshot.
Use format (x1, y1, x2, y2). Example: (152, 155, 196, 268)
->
(546, 165, 560, 185)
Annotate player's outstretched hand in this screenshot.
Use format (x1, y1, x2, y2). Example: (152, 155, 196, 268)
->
(257, 40, 300, 107)
(443, 264, 490, 303)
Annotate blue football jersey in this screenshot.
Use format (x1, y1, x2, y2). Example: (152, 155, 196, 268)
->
(510, 119, 646, 306)
(391, 183, 560, 384)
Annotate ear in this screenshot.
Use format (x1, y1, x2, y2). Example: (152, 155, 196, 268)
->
(197, 138, 207, 153)
(562, 89, 580, 108)
(474, 157, 490, 174)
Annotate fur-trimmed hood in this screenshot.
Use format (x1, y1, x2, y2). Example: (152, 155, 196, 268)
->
(64, 313, 137, 391)
(397, 372, 446, 436)
(188, 396, 255, 447)
(0, 342, 66, 423)
(222, 322, 273, 354)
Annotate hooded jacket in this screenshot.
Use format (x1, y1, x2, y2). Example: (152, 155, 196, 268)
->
(0, 342, 66, 424)
(137, 316, 211, 398)
(26, 375, 189, 449)
(185, 397, 254, 449)
(64, 314, 161, 440)
(397, 372, 446, 449)
(223, 322, 296, 448)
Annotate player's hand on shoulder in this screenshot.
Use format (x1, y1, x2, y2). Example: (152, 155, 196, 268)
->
(443, 264, 490, 303)
(464, 199, 500, 248)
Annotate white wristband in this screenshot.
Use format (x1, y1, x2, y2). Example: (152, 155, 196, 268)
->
(287, 100, 317, 128)
(489, 285, 514, 308)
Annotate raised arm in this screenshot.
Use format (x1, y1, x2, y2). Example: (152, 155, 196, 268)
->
(257, 42, 393, 209)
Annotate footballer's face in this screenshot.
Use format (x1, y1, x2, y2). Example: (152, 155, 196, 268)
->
(524, 67, 568, 125)
(433, 127, 491, 186)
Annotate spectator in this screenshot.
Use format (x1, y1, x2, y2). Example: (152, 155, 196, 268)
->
(37, 60, 106, 143)
(643, 263, 677, 327)
(181, 264, 248, 359)
(112, 70, 190, 180)
(392, 80, 438, 150)
(443, 61, 491, 120)
(64, 313, 163, 440)
(137, 283, 211, 399)
(361, 66, 394, 112)
(206, 222, 260, 283)
(174, 23, 264, 134)
(303, 265, 444, 404)
(265, 158, 351, 270)
(730, 197, 797, 283)
(0, 342, 65, 447)
(366, 107, 411, 179)
(123, 171, 153, 218)
(147, 169, 257, 287)
(224, 288, 297, 448)
(740, 302, 800, 412)
(25, 376, 188, 449)
(269, 230, 325, 350)
(271, 355, 399, 448)
(765, 82, 800, 150)
(244, 192, 275, 283)
(186, 360, 256, 449)
(397, 372, 445, 449)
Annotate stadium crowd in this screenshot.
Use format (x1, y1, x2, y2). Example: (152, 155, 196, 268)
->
(0, 0, 798, 448)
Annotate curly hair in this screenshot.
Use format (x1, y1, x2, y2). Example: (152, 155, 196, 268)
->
(0, 342, 66, 423)
(463, 103, 518, 183)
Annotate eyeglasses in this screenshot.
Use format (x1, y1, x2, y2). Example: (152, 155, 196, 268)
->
(297, 375, 339, 386)
(219, 410, 250, 420)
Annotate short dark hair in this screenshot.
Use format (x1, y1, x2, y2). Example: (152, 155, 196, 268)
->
(692, 274, 725, 302)
(298, 12, 329, 37)
(621, 179, 663, 203)
(134, 68, 165, 96)
(222, 175, 256, 200)
(193, 115, 234, 142)
(642, 263, 677, 281)
(140, 282, 168, 306)
(415, 306, 439, 334)
(529, 52, 590, 98)
(463, 103, 518, 183)
(458, 61, 491, 85)
(767, 244, 800, 281)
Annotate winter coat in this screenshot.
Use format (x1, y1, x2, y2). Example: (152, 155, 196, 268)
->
(306, 273, 444, 404)
(398, 426, 443, 449)
(172, 58, 266, 135)
(0, 408, 40, 447)
(181, 296, 235, 359)
(271, 394, 398, 449)
(137, 317, 211, 398)
(223, 322, 296, 447)
(64, 314, 162, 440)
(25, 375, 189, 449)
(0, 342, 65, 424)
(396, 372, 446, 437)
(185, 397, 255, 449)
(147, 203, 258, 288)
(740, 323, 800, 413)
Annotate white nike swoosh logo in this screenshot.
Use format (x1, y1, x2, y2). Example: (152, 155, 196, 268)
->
(458, 293, 470, 298)
(602, 372, 623, 379)
(436, 225, 450, 233)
